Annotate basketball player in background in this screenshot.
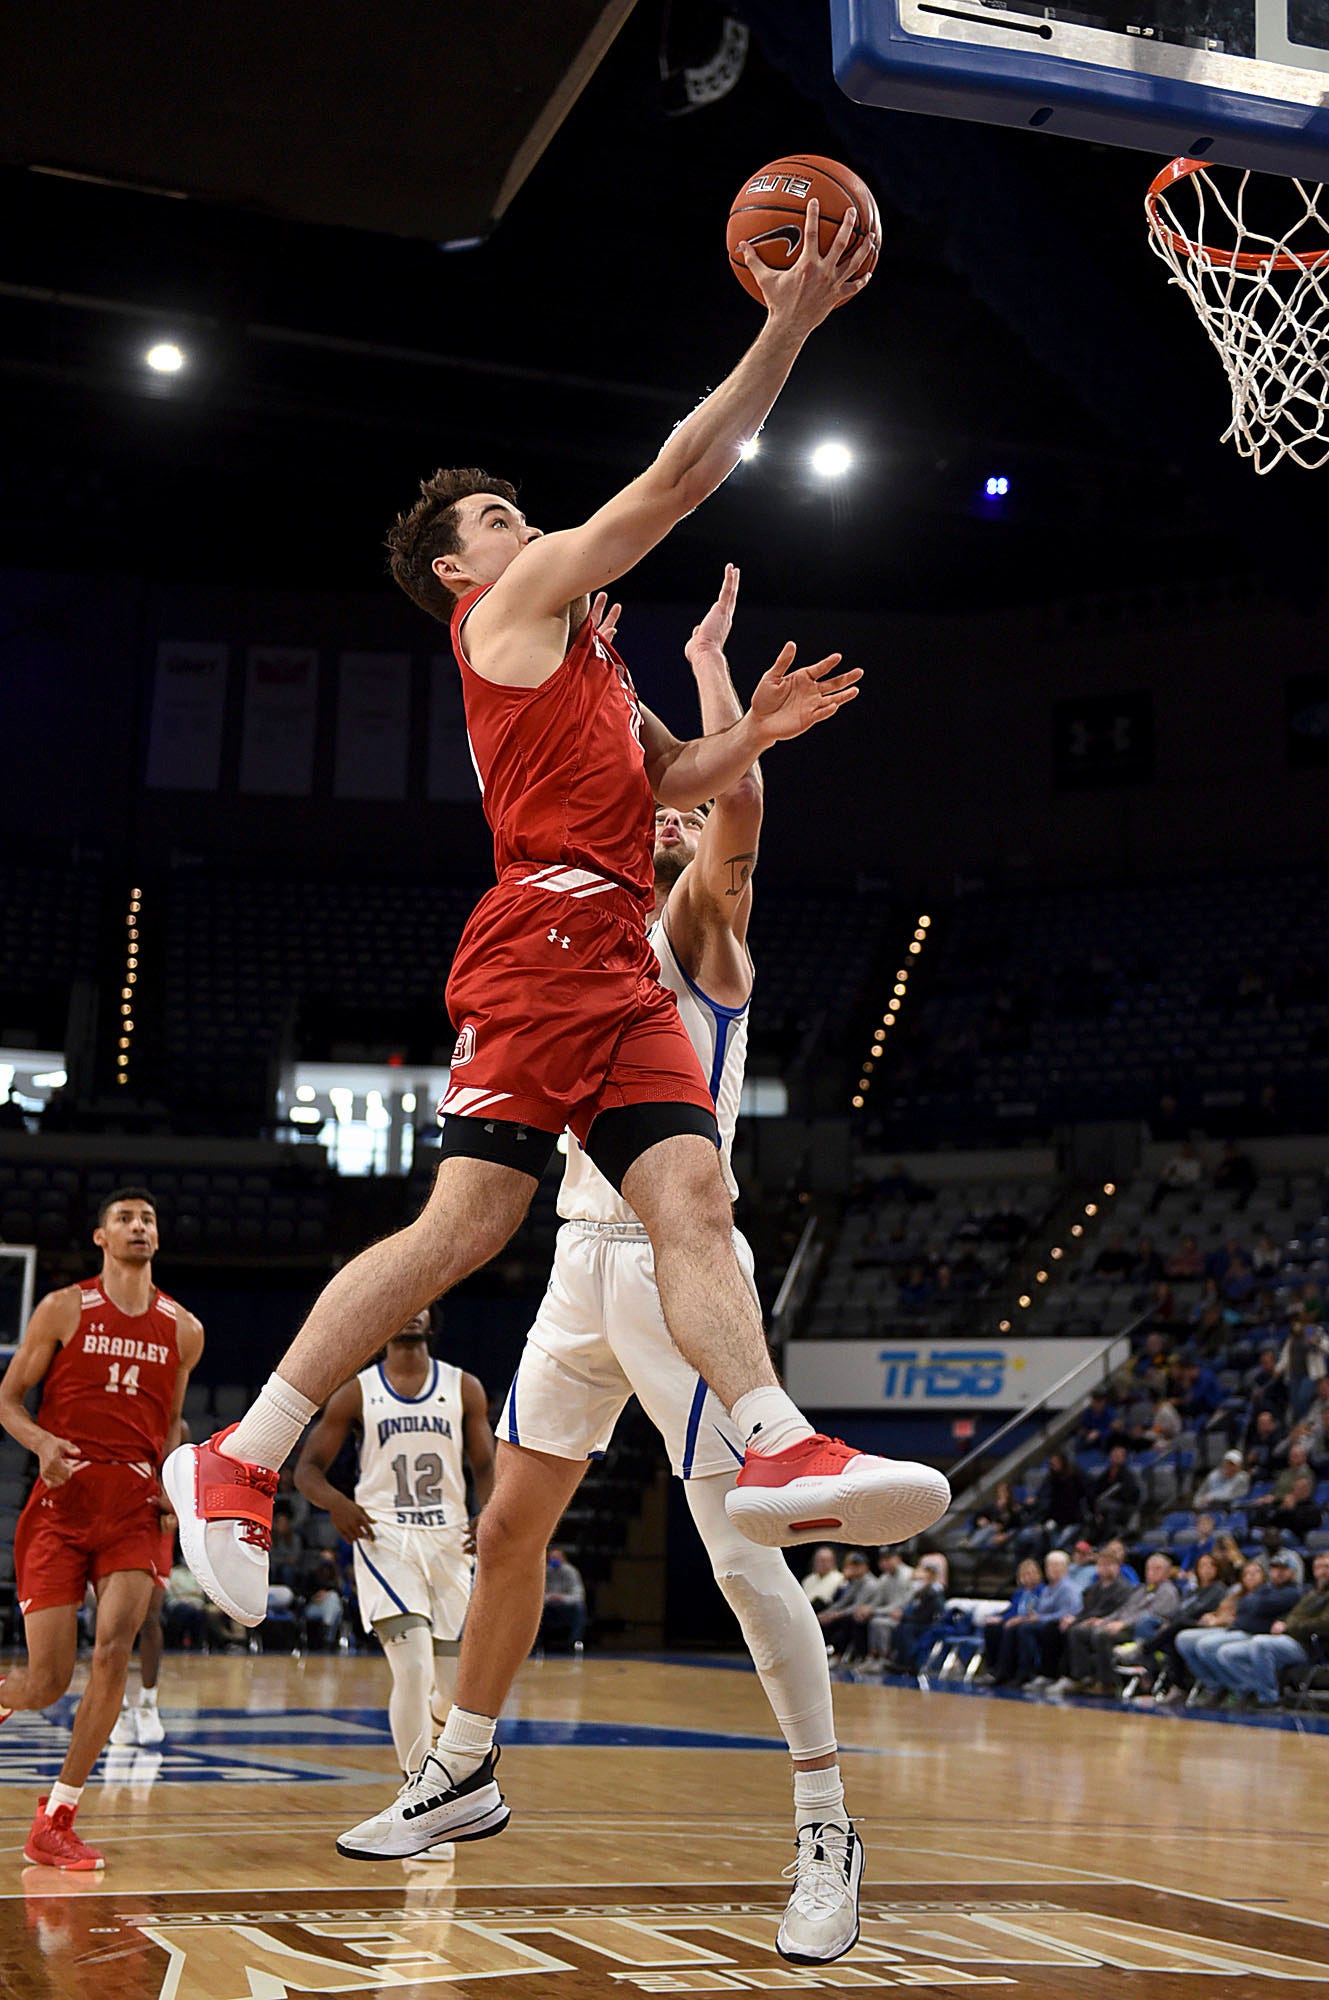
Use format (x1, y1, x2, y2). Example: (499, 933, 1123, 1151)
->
(340, 571, 861, 1966)
(168, 205, 947, 1631)
(0, 1190, 202, 1868)
(295, 1313, 494, 1820)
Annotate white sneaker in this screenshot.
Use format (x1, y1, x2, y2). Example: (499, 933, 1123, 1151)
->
(777, 1822, 864, 1965)
(336, 1747, 509, 1860)
(162, 1427, 279, 1628)
(109, 1704, 139, 1748)
(135, 1704, 166, 1747)
(726, 1434, 950, 1549)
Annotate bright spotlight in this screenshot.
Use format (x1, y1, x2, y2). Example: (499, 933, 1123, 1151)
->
(810, 440, 852, 478)
(739, 436, 761, 460)
(145, 341, 185, 374)
(984, 474, 1010, 498)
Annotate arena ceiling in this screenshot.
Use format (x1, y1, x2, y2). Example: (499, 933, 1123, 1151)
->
(0, 0, 1325, 617)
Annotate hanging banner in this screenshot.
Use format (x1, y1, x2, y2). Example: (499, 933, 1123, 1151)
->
(428, 653, 480, 802)
(785, 1337, 1129, 1411)
(334, 652, 411, 800)
(239, 647, 319, 796)
(145, 641, 228, 790)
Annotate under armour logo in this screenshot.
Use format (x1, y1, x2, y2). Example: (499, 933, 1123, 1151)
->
(547, 927, 570, 949)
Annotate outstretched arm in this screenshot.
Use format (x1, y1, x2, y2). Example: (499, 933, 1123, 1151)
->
(676, 564, 764, 937)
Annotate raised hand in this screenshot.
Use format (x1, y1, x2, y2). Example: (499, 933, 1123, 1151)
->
(739, 199, 874, 331)
(685, 563, 740, 672)
(590, 591, 622, 649)
(749, 642, 862, 742)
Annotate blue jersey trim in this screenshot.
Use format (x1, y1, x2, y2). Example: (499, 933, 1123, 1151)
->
(356, 1546, 411, 1616)
(375, 1358, 440, 1406)
(681, 1375, 709, 1480)
(504, 1372, 520, 1447)
(713, 1426, 745, 1466)
(666, 932, 750, 1024)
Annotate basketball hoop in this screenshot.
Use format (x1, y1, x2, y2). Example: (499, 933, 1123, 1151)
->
(1146, 156, 1329, 473)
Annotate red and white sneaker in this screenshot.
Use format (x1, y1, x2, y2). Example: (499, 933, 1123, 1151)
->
(162, 1425, 279, 1627)
(24, 1800, 105, 1871)
(724, 1435, 951, 1549)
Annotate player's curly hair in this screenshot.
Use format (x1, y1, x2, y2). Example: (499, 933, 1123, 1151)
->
(386, 467, 519, 624)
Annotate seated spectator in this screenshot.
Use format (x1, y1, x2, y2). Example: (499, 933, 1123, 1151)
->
(1173, 1360, 1224, 1426)
(966, 1480, 1024, 1552)
(1252, 1232, 1283, 1280)
(1132, 1237, 1165, 1285)
(1126, 1549, 1232, 1699)
(161, 1559, 208, 1651)
(1251, 1467, 1323, 1542)
(864, 1550, 916, 1663)
(1017, 1451, 1092, 1558)
(1176, 1553, 1303, 1705)
(1222, 1254, 1258, 1307)
(1173, 1510, 1218, 1573)
(1085, 1445, 1141, 1542)
(1067, 1540, 1098, 1591)
(1245, 1406, 1288, 1480)
(1147, 1390, 1183, 1450)
(540, 1545, 587, 1653)
(1213, 1140, 1257, 1210)
(1217, 1550, 1329, 1710)
(1006, 1549, 1083, 1688)
(881, 1554, 949, 1675)
(978, 1559, 1044, 1685)
(1058, 1551, 1183, 1696)
(304, 1552, 344, 1651)
(1194, 1448, 1250, 1510)
(1277, 1317, 1329, 1420)
(1091, 1232, 1134, 1279)
(1078, 1389, 1120, 1452)
(801, 1545, 844, 1608)
(1148, 1142, 1202, 1213)
(1038, 1549, 1134, 1692)
(817, 1549, 879, 1660)
(1204, 1236, 1243, 1282)
(1165, 1234, 1205, 1281)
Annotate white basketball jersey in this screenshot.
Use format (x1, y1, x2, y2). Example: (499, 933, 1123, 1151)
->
(354, 1356, 469, 1530)
(558, 913, 750, 1225)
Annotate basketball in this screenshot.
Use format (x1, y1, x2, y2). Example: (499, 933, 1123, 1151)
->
(726, 154, 881, 305)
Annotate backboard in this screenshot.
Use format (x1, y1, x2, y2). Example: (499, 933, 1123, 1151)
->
(831, 0, 1329, 179)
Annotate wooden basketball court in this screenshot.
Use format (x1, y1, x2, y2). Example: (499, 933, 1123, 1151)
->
(2, 1649, 1327, 1996)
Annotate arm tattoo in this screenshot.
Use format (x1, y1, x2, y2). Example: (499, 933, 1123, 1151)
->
(723, 852, 757, 897)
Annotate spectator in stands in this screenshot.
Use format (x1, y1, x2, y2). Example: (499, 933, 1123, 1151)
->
(304, 1552, 344, 1651)
(1067, 1540, 1098, 1592)
(863, 1552, 916, 1664)
(1213, 1141, 1257, 1211)
(881, 1554, 949, 1676)
(1079, 1388, 1120, 1452)
(1059, 1551, 1183, 1696)
(1132, 1550, 1231, 1701)
(801, 1545, 844, 1609)
(816, 1550, 878, 1659)
(1252, 1232, 1283, 1280)
(0, 1086, 27, 1132)
(1091, 1232, 1134, 1279)
(1085, 1445, 1141, 1542)
(540, 1546, 587, 1653)
(1042, 1550, 1134, 1694)
(1252, 1467, 1323, 1543)
(1173, 1359, 1224, 1427)
(1174, 1511, 1218, 1573)
(966, 1480, 1023, 1552)
(1148, 1142, 1202, 1214)
(161, 1559, 208, 1651)
(1132, 1237, 1165, 1285)
(1277, 1317, 1329, 1419)
(1195, 1448, 1250, 1510)
(1245, 1406, 1288, 1479)
(978, 1559, 1043, 1685)
(1217, 1549, 1329, 1710)
(1146, 1389, 1183, 1451)
(1176, 1553, 1303, 1706)
(268, 1508, 303, 1594)
(1222, 1254, 1258, 1307)
(1008, 1549, 1083, 1688)
(1205, 1236, 1243, 1282)
(899, 1263, 934, 1309)
(1166, 1234, 1205, 1281)
(1295, 1376, 1329, 1469)
(275, 1464, 311, 1537)
(1018, 1451, 1092, 1558)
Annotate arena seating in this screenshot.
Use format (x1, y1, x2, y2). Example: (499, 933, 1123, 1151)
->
(0, 859, 101, 1044)
(0, 1158, 333, 1260)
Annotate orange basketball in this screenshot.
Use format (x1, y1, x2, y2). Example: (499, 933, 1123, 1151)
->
(726, 154, 880, 306)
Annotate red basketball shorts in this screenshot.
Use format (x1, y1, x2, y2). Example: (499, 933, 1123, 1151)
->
(442, 868, 713, 1142)
(15, 1461, 171, 1615)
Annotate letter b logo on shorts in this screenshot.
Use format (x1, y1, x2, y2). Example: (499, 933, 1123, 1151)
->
(450, 1024, 476, 1067)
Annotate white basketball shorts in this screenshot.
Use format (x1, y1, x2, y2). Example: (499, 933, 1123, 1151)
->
(497, 1219, 749, 1478)
(351, 1520, 473, 1639)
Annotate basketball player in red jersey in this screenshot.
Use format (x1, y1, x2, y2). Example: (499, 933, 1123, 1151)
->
(0, 1188, 203, 1868)
(166, 203, 949, 1655)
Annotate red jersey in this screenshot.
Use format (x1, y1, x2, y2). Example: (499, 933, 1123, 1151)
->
(37, 1277, 181, 1466)
(452, 585, 655, 904)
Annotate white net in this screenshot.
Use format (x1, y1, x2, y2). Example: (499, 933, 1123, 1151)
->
(1146, 159, 1329, 473)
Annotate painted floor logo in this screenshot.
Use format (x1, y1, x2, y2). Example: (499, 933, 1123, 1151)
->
(10, 1882, 1329, 1999)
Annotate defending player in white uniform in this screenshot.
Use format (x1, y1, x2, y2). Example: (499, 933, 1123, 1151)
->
(296, 1315, 494, 1785)
(338, 570, 866, 1968)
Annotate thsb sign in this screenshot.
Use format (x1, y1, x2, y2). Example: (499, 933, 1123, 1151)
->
(785, 1338, 1126, 1411)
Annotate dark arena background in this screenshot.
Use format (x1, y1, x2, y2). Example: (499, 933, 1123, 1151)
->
(2, 4, 1329, 1995)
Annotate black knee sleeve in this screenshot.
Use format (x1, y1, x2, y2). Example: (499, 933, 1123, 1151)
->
(440, 1114, 558, 1181)
(584, 1102, 719, 1194)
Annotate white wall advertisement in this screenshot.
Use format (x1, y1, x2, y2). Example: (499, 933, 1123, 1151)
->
(239, 646, 319, 796)
(145, 641, 228, 790)
(334, 651, 410, 800)
(784, 1337, 1128, 1412)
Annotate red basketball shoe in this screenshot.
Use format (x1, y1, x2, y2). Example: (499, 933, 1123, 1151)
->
(162, 1425, 279, 1627)
(24, 1800, 105, 1871)
(724, 1435, 951, 1548)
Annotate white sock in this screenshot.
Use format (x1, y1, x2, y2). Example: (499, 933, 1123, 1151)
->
(47, 1781, 83, 1814)
(221, 1374, 320, 1471)
(793, 1763, 849, 1833)
(434, 1704, 496, 1781)
(139, 1687, 158, 1709)
(731, 1387, 815, 1459)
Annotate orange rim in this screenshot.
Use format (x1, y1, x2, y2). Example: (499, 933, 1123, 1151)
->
(1146, 155, 1329, 273)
